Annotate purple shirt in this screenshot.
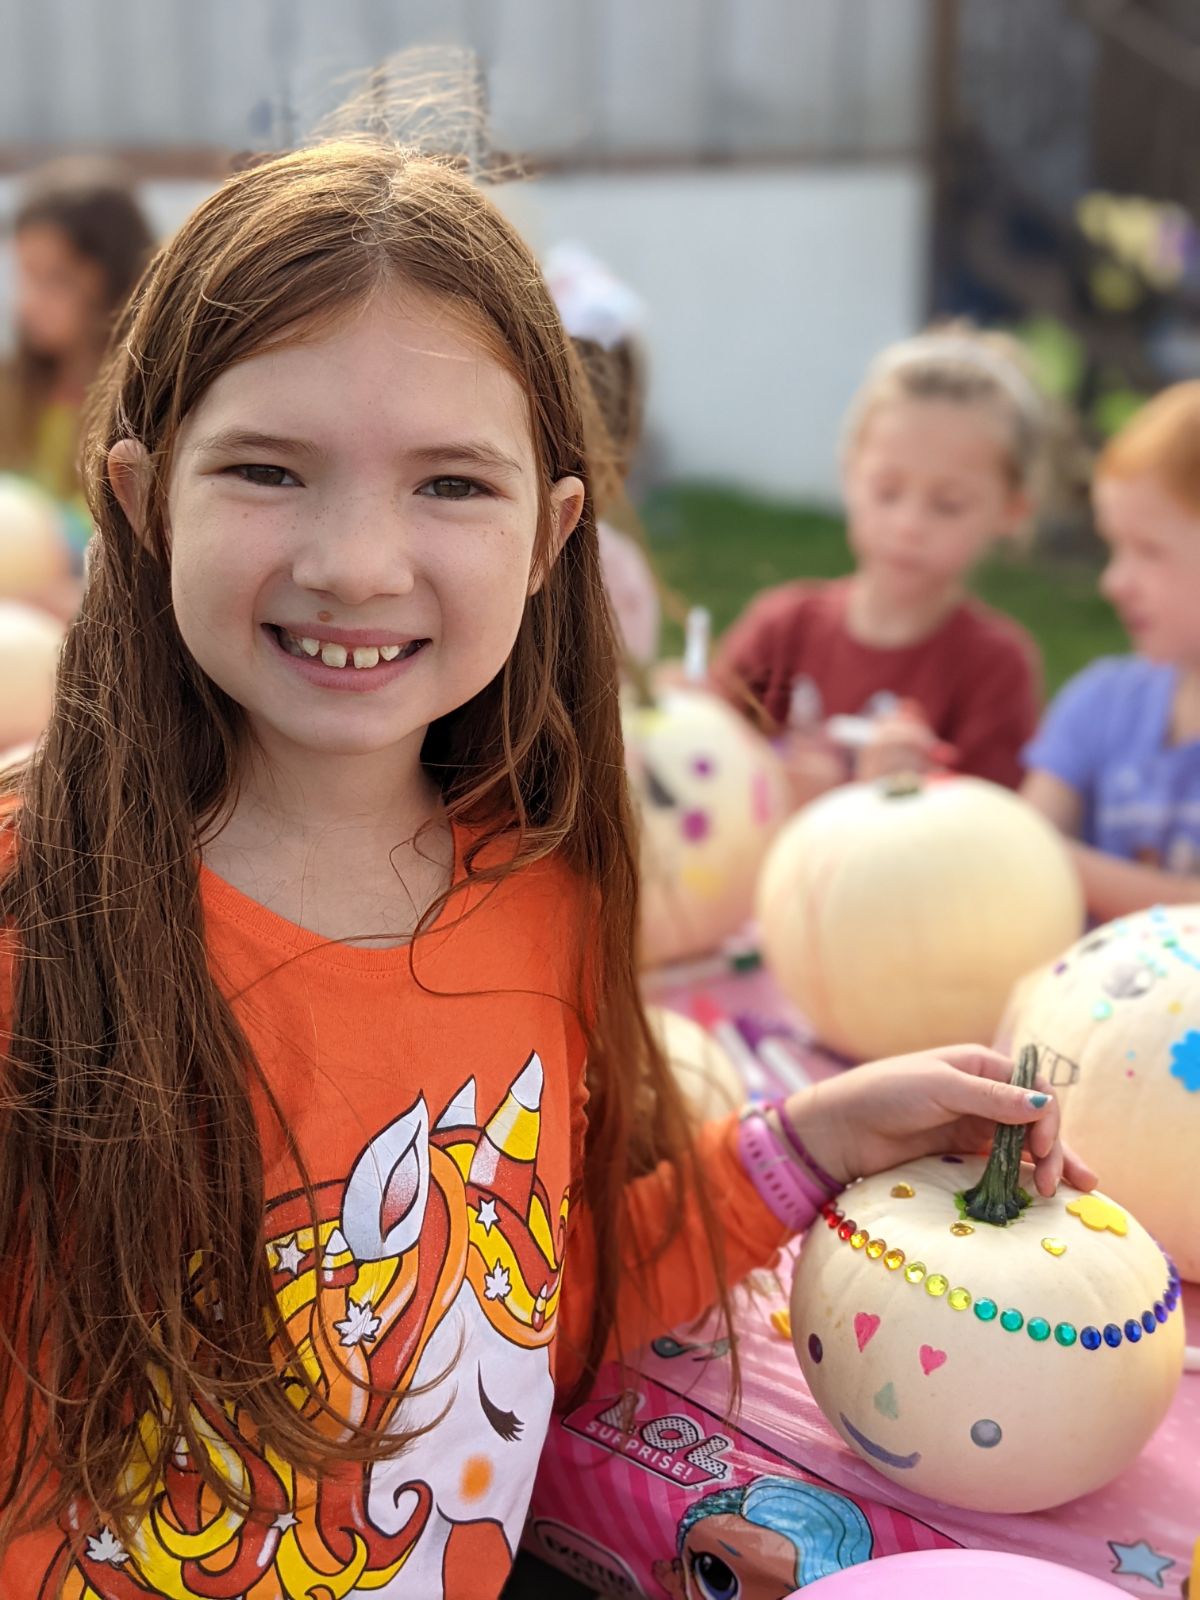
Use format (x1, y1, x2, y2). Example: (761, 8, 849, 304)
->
(1023, 656, 1200, 871)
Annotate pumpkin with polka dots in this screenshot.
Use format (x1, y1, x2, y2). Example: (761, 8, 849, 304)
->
(790, 1138, 1185, 1511)
(623, 688, 789, 968)
(1004, 906, 1200, 1283)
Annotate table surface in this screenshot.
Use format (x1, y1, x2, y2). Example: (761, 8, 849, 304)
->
(527, 965, 1199, 1598)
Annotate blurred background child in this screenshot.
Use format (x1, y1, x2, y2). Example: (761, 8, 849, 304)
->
(1023, 382, 1200, 919)
(714, 325, 1046, 803)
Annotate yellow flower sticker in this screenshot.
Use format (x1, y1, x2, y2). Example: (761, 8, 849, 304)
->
(1066, 1194, 1128, 1237)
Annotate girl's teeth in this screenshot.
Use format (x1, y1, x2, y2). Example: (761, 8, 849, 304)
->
(379, 644, 401, 661)
(299, 637, 320, 656)
(320, 642, 348, 668)
(352, 646, 380, 670)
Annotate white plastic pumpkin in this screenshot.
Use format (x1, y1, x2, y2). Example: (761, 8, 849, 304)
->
(624, 688, 789, 968)
(0, 601, 65, 748)
(791, 1134, 1184, 1512)
(1005, 906, 1200, 1282)
(757, 774, 1084, 1059)
(646, 1006, 744, 1121)
(0, 475, 72, 600)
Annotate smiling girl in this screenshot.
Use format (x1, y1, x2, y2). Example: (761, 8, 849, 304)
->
(0, 138, 1085, 1600)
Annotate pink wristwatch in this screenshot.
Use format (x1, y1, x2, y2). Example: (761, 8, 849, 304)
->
(737, 1106, 843, 1233)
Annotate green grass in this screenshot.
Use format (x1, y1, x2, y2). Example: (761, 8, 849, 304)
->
(642, 483, 1127, 692)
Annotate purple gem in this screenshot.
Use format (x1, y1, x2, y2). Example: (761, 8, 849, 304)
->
(808, 1333, 824, 1364)
(940, 1155, 965, 1164)
(680, 809, 711, 843)
(1154, 1301, 1168, 1323)
(691, 755, 716, 779)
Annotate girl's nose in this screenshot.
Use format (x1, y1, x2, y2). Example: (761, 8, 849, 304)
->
(291, 498, 416, 605)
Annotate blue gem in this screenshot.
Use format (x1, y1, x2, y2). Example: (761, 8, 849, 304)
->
(1080, 1326, 1102, 1350)
(1165, 1290, 1179, 1311)
(1168, 1030, 1200, 1091)
(1154, 1301, 1168, 1323)
(1103, 1323, 1123, 1347)
(1124, 1319, 1142, 1342)
(1142, 1310, 1157, 1334)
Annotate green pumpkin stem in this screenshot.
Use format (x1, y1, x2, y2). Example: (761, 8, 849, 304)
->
(963, 1045, 1039, 1225)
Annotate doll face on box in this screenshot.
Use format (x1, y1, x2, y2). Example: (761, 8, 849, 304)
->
(790, 1158, 1185, 1513)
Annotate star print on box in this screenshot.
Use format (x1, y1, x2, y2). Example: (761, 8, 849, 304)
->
(1170, 1030, 1200, 1093)
(1108, 1538, 1175, 1588)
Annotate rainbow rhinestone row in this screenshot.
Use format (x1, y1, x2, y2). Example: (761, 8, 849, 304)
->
(819, 1201, 1182, 1352)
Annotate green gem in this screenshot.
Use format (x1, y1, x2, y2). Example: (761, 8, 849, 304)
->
(974, 1298, 998, 1322)
(1027, 1317, 1051, 1342)
(1000, 1308, 1024, 1332)
(1054, 1322, 1078, 1347)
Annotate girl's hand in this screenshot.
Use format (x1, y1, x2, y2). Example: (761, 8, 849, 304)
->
(854, 702, 956, 783)
(776, 729, 849, 808)
(779, 1045, 1097, 1199)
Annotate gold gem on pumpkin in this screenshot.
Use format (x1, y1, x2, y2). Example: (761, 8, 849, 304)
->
(769, 1309, 792, 1340)
(904, 1261, 927, 1284)
(948, 1287, 972, 1311)
(884, 1248, 905, 1271)
(865, 1238, 886, 1259)
(950, 1222, 975, 1237)
(925, 1274, 949, 1297)
(850, 1230, 868, 1249)
(1169, 1000, 1184, 1014)
(1041, 1237, 1068, 1257)
(1066, 1195, 1128, 1237)
(891, 1182, 916, 1199)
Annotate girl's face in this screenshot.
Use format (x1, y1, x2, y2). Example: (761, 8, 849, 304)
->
(161, 290, 583, 772)
(14, 222, 107, 361)
(675, 1514, 799, 1600)
(1096, 471, 1200, 664)
(844, 399, 1027, 598)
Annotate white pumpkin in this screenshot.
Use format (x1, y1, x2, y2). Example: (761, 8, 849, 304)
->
(791, 1153, 1184, 1512)
(1005, 906, 1200, 1282)
(646, 1006, 744, 1121)
(624, 688, 789, 968)
(0, 602, 65, 748)
(0, 475, 72, 600)
(757, 774, 1084, 1059)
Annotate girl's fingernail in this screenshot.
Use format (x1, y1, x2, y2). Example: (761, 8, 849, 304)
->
(1027, 1092, 1050, 1109)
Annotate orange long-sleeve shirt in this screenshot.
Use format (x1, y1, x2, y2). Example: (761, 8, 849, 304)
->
(1, 830, 784, 1600)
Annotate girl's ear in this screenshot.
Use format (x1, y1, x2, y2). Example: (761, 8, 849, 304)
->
(999, 485, 1035, 542)
(530, 474, 586, 596)
(107, 438, 154, 539)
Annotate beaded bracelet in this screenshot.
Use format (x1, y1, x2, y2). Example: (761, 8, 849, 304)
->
(771, 1096, 844, 1197)
(737, 1108, 826, 1233)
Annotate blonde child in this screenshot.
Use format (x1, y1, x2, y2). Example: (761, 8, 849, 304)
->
(715, 327, 1045, 799)
(1023, 382, 1200, 919)
(0, 141, 1085, 1600)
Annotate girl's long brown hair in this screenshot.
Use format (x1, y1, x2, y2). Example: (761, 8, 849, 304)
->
(0, 139, 733, 1538)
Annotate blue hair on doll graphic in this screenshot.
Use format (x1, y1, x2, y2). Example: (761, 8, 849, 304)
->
(660, 1473, 873, 1596)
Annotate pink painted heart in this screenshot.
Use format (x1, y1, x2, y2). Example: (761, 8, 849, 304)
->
(919, 1344, 947, 1375)
(854, 1312, 881, 1351)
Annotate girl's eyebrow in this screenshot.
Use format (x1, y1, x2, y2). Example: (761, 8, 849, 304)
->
(190, 428, 524, 476)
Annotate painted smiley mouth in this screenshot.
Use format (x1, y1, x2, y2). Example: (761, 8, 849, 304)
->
(839, 1413, 921, 1470)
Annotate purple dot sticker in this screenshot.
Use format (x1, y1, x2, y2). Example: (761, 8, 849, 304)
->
(808, 1333, 824, 1365)
(940, 1155, 964, 1165)
(680, 809, 711, 843)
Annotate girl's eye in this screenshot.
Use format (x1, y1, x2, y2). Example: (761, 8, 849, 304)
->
(477, 1367, 524, 1442)
(933, 500, 968, 517)
(689, 1549, 739, 1600)
(230, 463, 299, 488)
(421, 476, 486, 500)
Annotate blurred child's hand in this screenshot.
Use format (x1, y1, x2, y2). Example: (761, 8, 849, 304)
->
(854, 701, 956, 782)
(777, 1045, 1097, 1199)
(776, 730, 848, 808)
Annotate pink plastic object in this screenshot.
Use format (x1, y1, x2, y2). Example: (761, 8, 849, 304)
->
(798, 1548, 1128, 1597)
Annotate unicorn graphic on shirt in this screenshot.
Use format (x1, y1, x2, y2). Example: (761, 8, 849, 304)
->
(46, 1051, 567, 1600)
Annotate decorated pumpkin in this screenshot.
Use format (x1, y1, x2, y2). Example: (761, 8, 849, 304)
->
(1004, 905, 1200, 1282)
(624, 687, 789, 968)
(757, 774, 1084, 1059)
(790, 1054, 1185, 1512)
(0, 474, 72, 600)
(646, 1005, 744, 1121)
(0, 602, 65, 749)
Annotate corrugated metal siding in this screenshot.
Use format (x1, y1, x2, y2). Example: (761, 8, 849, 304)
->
(0, 0, 932, 161)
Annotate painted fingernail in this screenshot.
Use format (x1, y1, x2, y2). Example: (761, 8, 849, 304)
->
(1027, 1092, 1050, 1109)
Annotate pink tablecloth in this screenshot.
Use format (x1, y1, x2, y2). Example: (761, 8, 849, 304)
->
(526, 966, 1199, 1597)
